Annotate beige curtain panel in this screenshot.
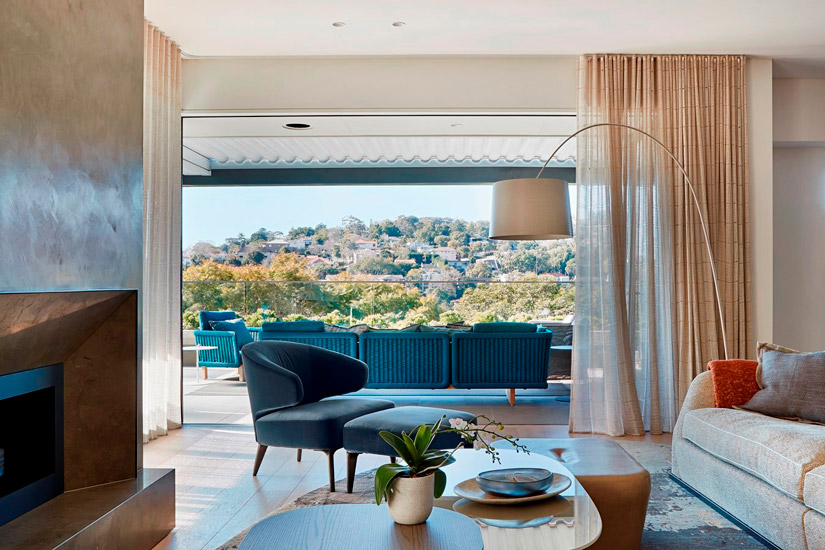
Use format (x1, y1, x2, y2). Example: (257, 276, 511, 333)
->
(571, 54, 751, 436)
(143, 21, 182, 442)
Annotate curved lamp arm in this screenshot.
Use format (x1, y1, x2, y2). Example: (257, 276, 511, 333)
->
(539, 122, 728, 360)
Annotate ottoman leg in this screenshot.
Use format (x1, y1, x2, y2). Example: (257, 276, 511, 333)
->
(390, 456, 396, 464)
(347, 452, 359, 493)
(297, 449, 302, 462)
(326, 451, 336, 492)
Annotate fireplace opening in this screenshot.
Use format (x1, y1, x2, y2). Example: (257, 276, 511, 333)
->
(0, 365, 63, 526)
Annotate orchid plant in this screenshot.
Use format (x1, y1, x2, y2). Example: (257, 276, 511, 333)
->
(374, 415, 529, 505)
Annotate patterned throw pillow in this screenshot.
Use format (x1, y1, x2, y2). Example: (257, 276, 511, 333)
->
(707, 360, 760, 408)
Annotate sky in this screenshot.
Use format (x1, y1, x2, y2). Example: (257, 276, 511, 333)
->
(183, 185, 494, 248)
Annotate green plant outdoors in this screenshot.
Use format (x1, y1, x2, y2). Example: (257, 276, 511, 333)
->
(374, 415, 530, 505)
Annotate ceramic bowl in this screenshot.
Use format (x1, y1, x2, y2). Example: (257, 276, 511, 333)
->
(475, 468, 554, 497)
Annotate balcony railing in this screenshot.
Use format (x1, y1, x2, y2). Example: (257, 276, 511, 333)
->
(182, 279, 574, 330)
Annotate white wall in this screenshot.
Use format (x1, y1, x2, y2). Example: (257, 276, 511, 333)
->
(773, 77, 825, 351)
(773, 148, 825, 350)
(748, 58, 774, 347)
(182, 56, 578, 114)
(774, 79, 825, 144)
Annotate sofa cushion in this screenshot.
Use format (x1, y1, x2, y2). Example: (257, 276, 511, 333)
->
(742, 349, 825, 424)
(707, 360, 760, 408)
(805, 465, 825, 516)
(472, 322, 537, 333)
(261, 320, 325, 333)
(209, 318, 254, 349)
(682, 408, 825, 499)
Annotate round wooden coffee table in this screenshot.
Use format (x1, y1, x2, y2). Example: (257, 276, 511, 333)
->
(238, 504, 483, 550)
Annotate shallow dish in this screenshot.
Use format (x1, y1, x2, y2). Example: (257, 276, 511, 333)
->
(476, 467, 554, 497)
(454, 473, 572, 505)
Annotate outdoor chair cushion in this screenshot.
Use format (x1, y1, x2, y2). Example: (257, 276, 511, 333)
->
(682, 407, 825, 499)
(210, 318, 254, 349)
(343, 406, 475, 456)
(262, 320, 325, 333)
(472, 322, 538, 333)
(199, 310, 236, 330)
(255, 397, 394, 450)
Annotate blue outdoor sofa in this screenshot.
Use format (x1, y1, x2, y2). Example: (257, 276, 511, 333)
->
(255, 320, 553, 404)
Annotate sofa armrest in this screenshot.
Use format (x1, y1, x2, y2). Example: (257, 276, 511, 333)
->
(673, 370, 714, 441)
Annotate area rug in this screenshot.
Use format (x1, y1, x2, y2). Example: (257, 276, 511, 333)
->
(217, 440, 764, 549)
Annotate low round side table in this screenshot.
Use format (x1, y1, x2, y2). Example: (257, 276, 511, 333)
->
(182, 345, 217, 383)
(239, 504, 482, 550)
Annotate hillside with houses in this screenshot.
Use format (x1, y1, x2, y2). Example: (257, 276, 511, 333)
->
(184, 215, 575, 282)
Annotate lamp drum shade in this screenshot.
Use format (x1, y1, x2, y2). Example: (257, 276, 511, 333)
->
(489, 178, 573, 240)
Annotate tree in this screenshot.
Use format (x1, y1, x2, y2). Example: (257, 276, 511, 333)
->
(244, 250, 266, 265)
(342, 216, 366, 235)
(349, 257, 403, 276)
(250, 227, 269, 242)
(465, 261, 493, 279)
(288, 226, 315, 239)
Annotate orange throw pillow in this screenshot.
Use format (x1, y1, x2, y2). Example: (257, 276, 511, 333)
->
(707, 360, 760, 408)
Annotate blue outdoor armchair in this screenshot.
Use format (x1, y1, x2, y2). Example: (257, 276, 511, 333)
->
(242, 340, 394, 491)
(193, 310, 261, 381)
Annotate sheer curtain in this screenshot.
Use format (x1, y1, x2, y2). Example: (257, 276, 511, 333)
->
(570, 54, 750, 436)
(142, 20, 182, 442)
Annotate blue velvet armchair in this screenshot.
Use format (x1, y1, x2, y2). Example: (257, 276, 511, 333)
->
(193, 310, 261, 381)
(241, 340, 394, 491)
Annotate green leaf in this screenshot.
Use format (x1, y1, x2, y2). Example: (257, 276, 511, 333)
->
(417, 454, 456, 476)
(379, 431, 415, 464)
(413, 423, 434, 456)
(401, 431, 421, 464)
(374, 463, 410, 505)
(433, 469, 447, 499)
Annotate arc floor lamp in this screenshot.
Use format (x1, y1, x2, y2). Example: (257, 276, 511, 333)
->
(488, 122, 729, 360)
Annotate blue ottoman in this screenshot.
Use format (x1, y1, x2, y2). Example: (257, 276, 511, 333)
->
(342, 406, 476, 493)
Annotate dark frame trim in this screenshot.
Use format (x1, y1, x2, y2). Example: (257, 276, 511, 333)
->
(182, 166, 576, 187)
(0, 364, 64, 526)
(668, 470, 780, 550)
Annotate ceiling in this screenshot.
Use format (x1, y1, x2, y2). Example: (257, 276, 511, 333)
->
(182, 115, 577, 175)
(146, 0, 825, 76)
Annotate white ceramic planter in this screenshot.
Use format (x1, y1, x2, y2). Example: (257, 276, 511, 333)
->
(386, 474, 435, 525)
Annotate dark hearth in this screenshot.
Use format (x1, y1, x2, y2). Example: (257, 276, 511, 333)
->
(0, 365, 63, 526)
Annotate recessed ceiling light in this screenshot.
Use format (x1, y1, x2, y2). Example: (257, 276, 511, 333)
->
(284, 123, 312, 130)
(392, 22, 406, 27)
(332, 22, 346, 27)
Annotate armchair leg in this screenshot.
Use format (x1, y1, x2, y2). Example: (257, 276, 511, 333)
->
(507, 388, 516, 406)
(297, 449, 302, 462)
(253, 444, 267, 476)
(347, 452, 359, 493)
(325, 451, 336, 492)
(390, 456, 396, 464)
(238, 365, 245, 382)
(201, 366, 208, 380)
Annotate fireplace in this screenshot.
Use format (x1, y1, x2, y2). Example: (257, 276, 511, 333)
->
(0, 364, 64, 526)
(0, 290, 174, 548)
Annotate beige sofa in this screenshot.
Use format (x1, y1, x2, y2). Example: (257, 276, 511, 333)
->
(672, 371, 825, 549)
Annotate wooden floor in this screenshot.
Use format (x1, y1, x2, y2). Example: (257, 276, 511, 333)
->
(146, 411, 670, 550)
